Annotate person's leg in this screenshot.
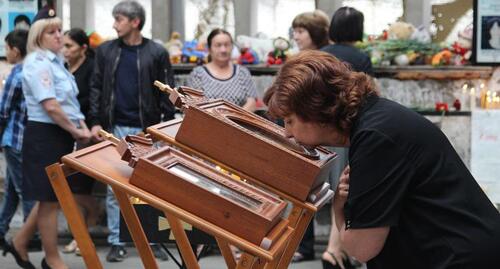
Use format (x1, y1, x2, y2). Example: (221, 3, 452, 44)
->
(0, 169, 19, 239)
(106, 185, 124, 246)
(74, 194, 99, 227)
(12, 202, 39, 261)
(0, 147, 22, 239)
(294, 219, 315, 261)
(4, 147, 37, 221)
(322, 205, 347, 269)
(38, 201, 68, 269)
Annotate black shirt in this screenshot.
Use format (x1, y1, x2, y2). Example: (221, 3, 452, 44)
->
(73, 57, 94, 124)
(114, 43, 141, 127)
(346, 96, 500, 269)
(321, 44, 373, 75)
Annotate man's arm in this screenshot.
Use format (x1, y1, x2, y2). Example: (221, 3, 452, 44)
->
(158, 47, 176, 121)
(89, 45, 105, 140)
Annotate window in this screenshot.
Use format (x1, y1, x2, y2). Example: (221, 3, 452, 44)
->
(343, 0, 404, 36)
(184, 0, 235, 41)
(92, 0, 152, 39)
(256, 0, 315, 38)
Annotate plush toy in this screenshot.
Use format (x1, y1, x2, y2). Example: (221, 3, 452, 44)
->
(432, 49, 452, 66)
(165, 32, 183, 64)
(238, 47, 259, 65)
(411, 25, 432, 43)
(451, 24, 473, 65)
(387, 22, 415, 40)
(181, 40, 207, 65)
(236, 35, 273, 63)
(237, 39, 259, 64)
(267, 37, 290, 65)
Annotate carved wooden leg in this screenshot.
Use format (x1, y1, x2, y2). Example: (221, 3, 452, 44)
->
(46, 164, 103, 269)
(236, 252, 257, 269)
(112, 188, 158, 269)
(164, 212, 200, 269)
(216, 237, 236, 269)
(276, 207, 314, 269)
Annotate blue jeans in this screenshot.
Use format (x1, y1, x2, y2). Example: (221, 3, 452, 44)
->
(0, 147, 36, 236)
(107, 125, 143, 246)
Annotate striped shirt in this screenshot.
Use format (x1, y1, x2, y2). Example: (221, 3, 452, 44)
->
(187, 64, 257, 107)
(0, 64, 26, 151)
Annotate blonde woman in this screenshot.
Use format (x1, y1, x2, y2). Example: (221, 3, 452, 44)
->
(3, 8, 90, 269)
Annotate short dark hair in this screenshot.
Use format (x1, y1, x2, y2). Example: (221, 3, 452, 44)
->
(112, 0, 146, 30)
(292, 10, 330, 48)
(207, 28, 233, 49)
(329, 6, 364, 43)
(64, 28, 94, 57)
(5, 29, 29, 57)
(264, 50, 377, 134)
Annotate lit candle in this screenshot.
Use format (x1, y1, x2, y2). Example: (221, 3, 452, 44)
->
(470, 87, 476, 111)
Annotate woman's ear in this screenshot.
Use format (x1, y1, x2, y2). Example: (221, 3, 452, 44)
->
(12, 47, 22, 59)
(81, 44, 88, 55)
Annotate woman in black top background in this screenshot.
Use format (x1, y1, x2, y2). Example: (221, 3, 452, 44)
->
(319, 7, 372, 269)
(61, 28, 99, 255)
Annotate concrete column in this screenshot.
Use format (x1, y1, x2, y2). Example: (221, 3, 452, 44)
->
(151, 0, 170, 42)
(85, 0, 95, 31)
(404, 0, 432, 28)
(316, 0, 344, 18)
(234, 0, 258, 37)
(69, 0, 86, 30)
(56, 0, 63, 22)
(169, 0, 185, 41)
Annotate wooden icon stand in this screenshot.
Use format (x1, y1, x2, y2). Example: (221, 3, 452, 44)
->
(148, 82, 336, 268)
(47, 138, 294, 269)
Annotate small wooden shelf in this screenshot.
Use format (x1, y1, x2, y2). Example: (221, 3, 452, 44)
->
(172, 64, 493, 80)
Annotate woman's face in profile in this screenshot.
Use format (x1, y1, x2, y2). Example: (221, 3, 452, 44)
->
(283, 113, 348, 148)
(293, 27, 315, 51)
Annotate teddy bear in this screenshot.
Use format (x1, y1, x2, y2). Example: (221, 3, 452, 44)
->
(387, 21, 415, 40)
(451, 24, 472, 65)
(237, 39, 259, 64)
(267, 37, 290, 65)
(165, 32, 183, 64)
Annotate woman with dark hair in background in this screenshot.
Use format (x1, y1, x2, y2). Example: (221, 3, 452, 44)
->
(61, 27, 100, 256)
(187, 28, 257, 112)
(290, 9, 330, 264)
(292, 10, 330, 51)
(319, 6, 372, 269)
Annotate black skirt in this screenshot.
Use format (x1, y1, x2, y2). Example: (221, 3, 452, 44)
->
(23, 121, 74, 202)
(66, 141, 95, 195)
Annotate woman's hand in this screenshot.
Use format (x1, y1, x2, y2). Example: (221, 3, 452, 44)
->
(334, 165, 350, 211)
(73, 121, 91, 144)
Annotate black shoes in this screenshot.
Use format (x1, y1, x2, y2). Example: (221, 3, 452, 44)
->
(106, 245, 128, 262)
(2, 240, 35, 269)
(41, 258, 52, 269)
(151, 244, 169, 261)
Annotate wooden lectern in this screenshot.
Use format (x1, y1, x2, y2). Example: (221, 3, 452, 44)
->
(47, 81, 335, 268)
(147, 82, 336, 268)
